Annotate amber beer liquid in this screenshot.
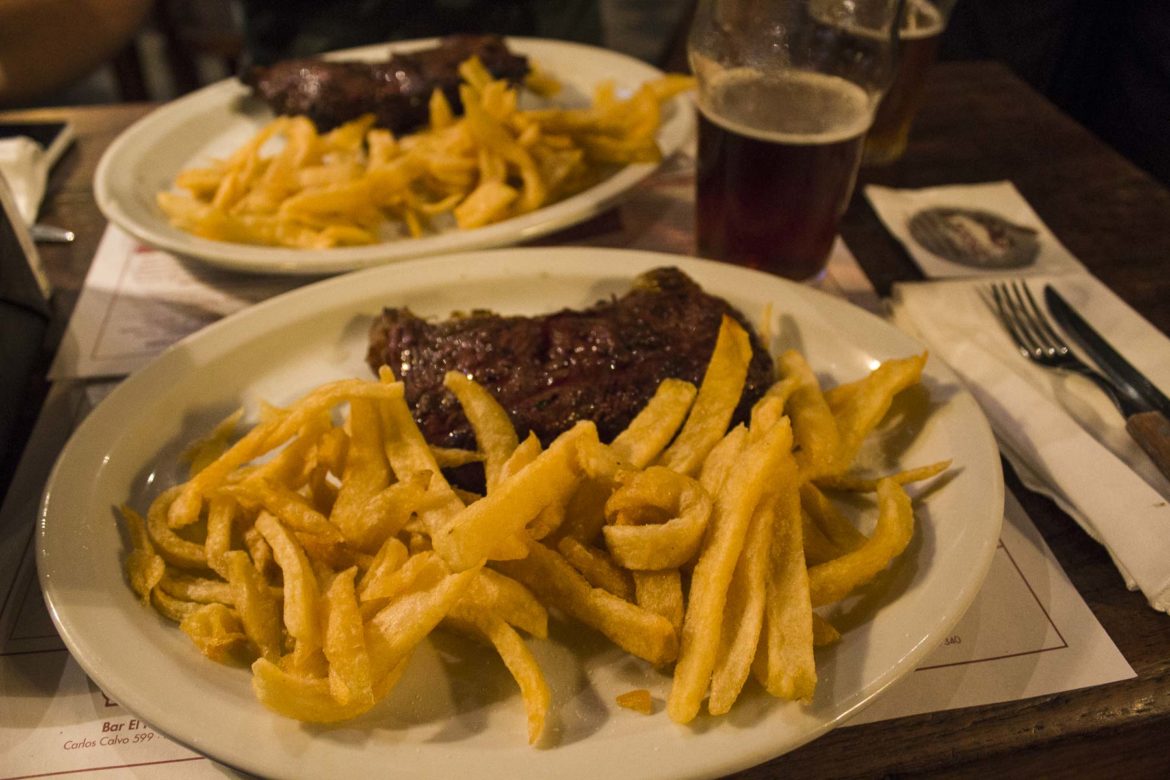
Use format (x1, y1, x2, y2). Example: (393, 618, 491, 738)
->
(696, 69, 872, 281)
(862, 0, 947, 165)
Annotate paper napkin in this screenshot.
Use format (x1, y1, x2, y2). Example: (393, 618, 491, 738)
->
(0, 136, 49, 224)
(889, 273, 1170, 612)
(869, 180, 1170, 610)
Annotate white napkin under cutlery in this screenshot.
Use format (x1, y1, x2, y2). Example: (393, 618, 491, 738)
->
(869, 182, 1170, 613)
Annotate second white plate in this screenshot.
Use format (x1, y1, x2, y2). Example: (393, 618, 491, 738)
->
(93, 38, 695, 275)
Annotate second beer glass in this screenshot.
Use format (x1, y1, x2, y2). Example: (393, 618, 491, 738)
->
(863, 0, 956, 166)
(689, 0, 902, 281)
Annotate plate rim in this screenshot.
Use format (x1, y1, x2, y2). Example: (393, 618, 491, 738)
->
(37, 247, 1004, 778)
(92, 37, 696, 276)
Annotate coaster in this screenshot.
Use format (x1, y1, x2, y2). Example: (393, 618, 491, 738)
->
(865, 181, 1083, 278)
(907, 207, 1040, 269)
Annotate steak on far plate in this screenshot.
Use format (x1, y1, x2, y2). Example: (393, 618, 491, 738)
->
(366, 266, 776, 452)
(241, 34, 530, 134)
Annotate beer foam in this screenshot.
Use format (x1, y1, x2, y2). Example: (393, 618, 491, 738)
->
(699, 68, 872, 145)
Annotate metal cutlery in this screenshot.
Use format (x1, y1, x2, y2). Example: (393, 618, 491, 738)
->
(30, 223, 75, 243)
(1044, 285, 1170, 418)
(988, 280, 1170, 482)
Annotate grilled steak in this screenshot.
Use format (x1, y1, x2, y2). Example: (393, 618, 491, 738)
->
(366, 267, 776, 452)
(241, 34, 529, 133)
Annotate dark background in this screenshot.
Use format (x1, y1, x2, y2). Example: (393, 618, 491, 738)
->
(940, 0, 1170, 186)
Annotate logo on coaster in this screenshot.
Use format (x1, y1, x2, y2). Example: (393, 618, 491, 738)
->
(908, 207, 1039, 269)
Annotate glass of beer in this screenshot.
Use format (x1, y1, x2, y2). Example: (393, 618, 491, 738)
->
(863, 0, 956, 166)
(689, 0, 902, 281)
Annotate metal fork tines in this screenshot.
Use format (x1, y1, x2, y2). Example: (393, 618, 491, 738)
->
(988, 280, 1138, 416)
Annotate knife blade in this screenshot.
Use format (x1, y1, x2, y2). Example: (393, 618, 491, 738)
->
(1045, 284, 1170, 482)
(1044, 285, 1170, 417)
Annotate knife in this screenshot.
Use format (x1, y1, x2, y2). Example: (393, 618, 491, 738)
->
(1044, 285, 1170, 482)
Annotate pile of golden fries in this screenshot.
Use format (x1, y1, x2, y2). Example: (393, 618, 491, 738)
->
(156, 59, 694, 248)
(120, 315, 946, 742)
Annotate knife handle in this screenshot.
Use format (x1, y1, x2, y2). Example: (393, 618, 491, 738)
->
(1126, 411, 1170, 483)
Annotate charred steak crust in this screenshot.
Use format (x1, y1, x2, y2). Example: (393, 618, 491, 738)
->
(366, 267, 776, 451)
(241, 34, 529, 134)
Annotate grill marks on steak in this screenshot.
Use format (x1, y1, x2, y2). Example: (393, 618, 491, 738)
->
(241, 34, 529, 133)
(366, 267, 776, 451)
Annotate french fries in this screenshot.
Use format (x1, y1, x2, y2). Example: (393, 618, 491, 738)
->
(118, 309, 945, 742)
(157, 59, 694, 249)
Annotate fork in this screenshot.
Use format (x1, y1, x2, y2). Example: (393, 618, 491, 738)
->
(987, 280, 1140, 416)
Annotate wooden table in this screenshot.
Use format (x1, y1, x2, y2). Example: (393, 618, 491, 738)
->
(5, 61, 1170, 777)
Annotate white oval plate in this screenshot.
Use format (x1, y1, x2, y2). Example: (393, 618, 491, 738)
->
(38, 249, 1002, 779)
(93, 38, 695, 276)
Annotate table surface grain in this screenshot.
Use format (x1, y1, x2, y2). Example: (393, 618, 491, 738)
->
(5, 60, 1170, 778)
